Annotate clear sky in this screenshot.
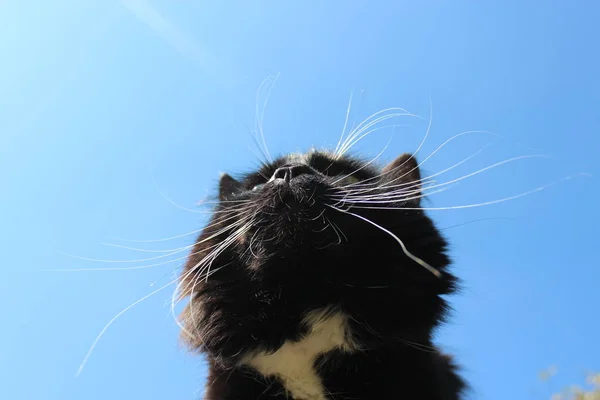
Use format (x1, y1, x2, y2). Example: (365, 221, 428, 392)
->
(1, 1, 599, 399)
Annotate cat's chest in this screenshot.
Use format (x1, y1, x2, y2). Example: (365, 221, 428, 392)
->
(240, 309, 357, 400)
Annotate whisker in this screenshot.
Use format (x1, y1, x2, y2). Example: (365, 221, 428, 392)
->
(439, 217, 515, 231)
(76, 276, 179, 376)
(402, 154, 548, 194)
(333, 91, 354, 156)
(327, 205, 442, 278)
(340, 130, 498, 191)
(325, 217, 342, 247)
(346, 173, 589, 211)
(152, 176, 207, 214)
(338, 140, 492, 197)
(248, 227, 262, 258)
(108, 228, 205, 244)
(397, 338, 438, 353)
(338, 154, 552, 203)
(332, 186, 450, 206)
(248, 141, 270, 169)
(100, 242, 189, 254)
(334, 148, 540, 205)
(254, 74, 279, 163)
(335, 107, 416, 158)
(44, 236, 234, 273)
(174, 222, 253, 336)
(54, 247, 192, 265)
(330, 135, 393, 186)
(339, 116, 414, 156)
(339, 98, 433, 181)
(332, 179, 433, 201)
(337, 109, 420, 157)
(177, 255, 232, 354)
(48, 215, 252, 272)
(330, 221, 348, 242)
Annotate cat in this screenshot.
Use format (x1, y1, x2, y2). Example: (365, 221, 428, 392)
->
(178, 149, 467, 399)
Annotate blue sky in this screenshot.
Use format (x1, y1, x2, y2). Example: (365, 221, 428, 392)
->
(1, 1, 599, 399)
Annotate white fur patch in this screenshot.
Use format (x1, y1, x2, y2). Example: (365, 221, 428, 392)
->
(240, 309, 357, 400)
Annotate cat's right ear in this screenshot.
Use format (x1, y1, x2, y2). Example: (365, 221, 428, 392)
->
(382, 153, 422, 204)
(219, 173, 241, 201)
(382, 153, 421, 186)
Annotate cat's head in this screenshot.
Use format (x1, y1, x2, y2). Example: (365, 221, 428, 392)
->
(179, 150, 457, 352)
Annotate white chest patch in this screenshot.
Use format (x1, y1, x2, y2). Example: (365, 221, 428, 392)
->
(240, 309, 357, 400)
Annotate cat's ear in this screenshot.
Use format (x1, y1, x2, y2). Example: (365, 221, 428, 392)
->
(382, 153, 422, 203)
(219, 173, 241, 201)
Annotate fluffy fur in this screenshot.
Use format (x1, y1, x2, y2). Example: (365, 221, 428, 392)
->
(179, 150, 467, 399)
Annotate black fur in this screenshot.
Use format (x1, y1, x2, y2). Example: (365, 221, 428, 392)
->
(179, 150, 467, 399)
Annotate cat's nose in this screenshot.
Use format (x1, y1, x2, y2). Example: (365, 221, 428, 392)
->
(270, 164, 315, 183)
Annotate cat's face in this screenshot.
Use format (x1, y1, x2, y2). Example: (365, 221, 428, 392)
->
(179, 149, 456, 354)
(183, 150, 428, 273)
(216, 151, 396, 262)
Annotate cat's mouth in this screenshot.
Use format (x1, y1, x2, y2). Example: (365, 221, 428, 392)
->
(260, 174, 328, 213)
(240, 175, 335, 249)
(236, 163, 343, 250)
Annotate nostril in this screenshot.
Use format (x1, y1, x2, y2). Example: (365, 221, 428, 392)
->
(270, 164, 315, 183)
(288, 165, 314, 179)
(272, 167, 290, 181)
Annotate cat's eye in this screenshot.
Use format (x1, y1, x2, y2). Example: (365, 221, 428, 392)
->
(344, 175, 361, 184)
(252, 183, 266, 191)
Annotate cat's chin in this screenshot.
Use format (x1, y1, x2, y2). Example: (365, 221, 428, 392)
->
(242, 186, 338, 255)
(256, 175, 329, 214)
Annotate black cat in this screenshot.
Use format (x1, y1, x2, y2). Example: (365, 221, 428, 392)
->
(179, 150, 466, 399)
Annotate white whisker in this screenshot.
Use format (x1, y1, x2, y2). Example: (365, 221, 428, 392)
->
(174, 222, 253, 337)
(76, 277, 179, 377)
(334, 91, 354, 156)
(254, 74, 279, 163)
(337, 109, 420, 157)
(152, 175, 206, 214)
(340, 140, 492, 198)
(100, 242, 189, 254)
(48, 214, 252, 272)
(331, 136, 393, 186)
(347, 173, 589, 211)
(338, 154, 550, 204)
(327, 205, 442, 278)
(108, 228, 205, 244)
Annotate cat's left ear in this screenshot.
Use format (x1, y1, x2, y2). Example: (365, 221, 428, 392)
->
(219, 173, 241, 201)
(382, 153, 422, 204)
